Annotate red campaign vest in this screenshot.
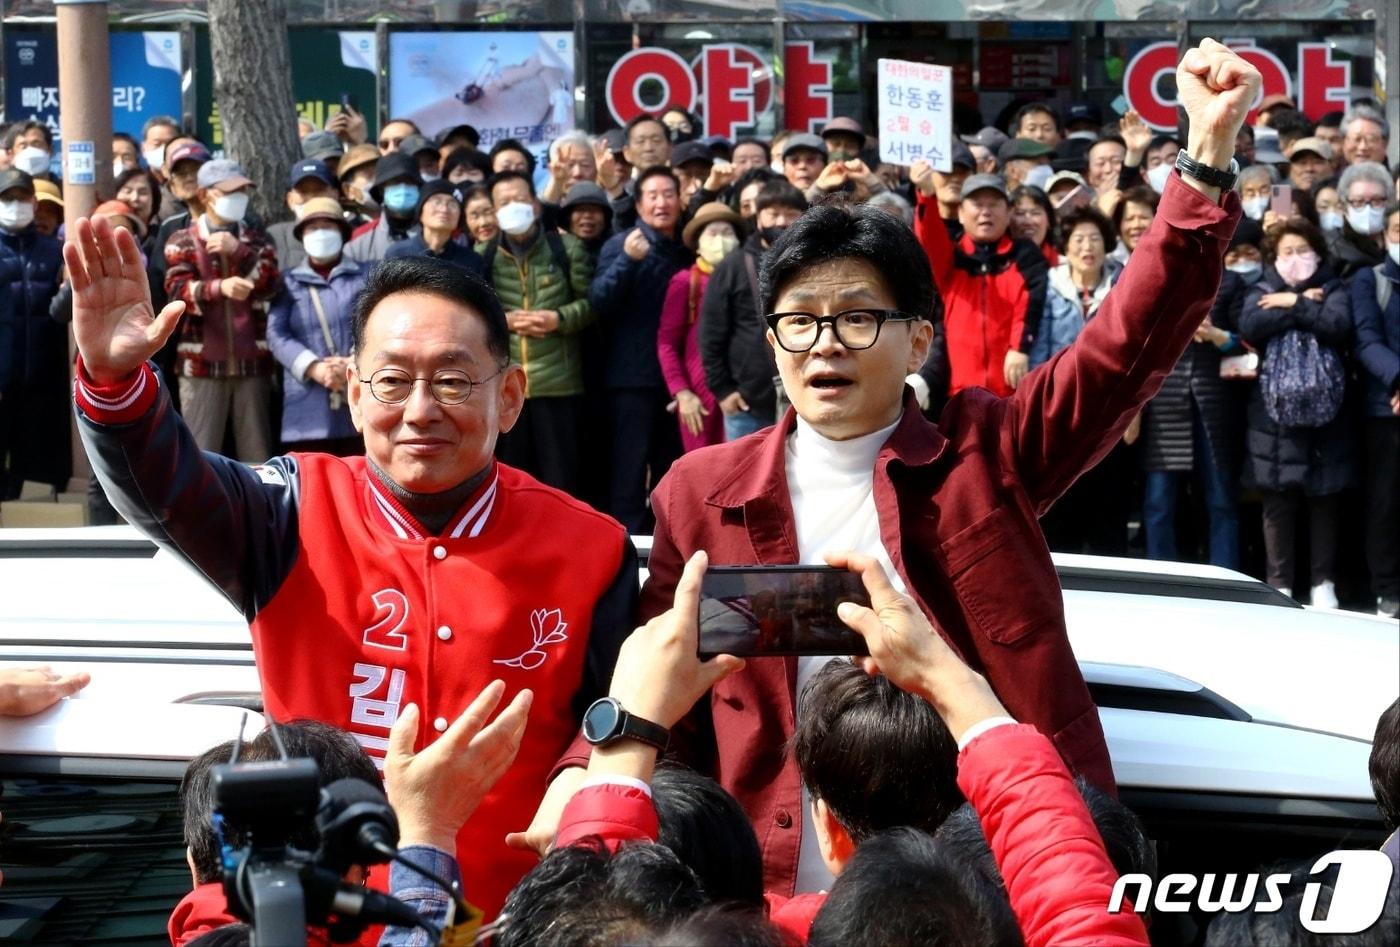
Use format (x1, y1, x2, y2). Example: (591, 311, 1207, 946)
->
(250, 455, 627, 917)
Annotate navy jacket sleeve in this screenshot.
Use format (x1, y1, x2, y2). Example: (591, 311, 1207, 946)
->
(75, 368, 301, 621)
(588, 232, 636, 314)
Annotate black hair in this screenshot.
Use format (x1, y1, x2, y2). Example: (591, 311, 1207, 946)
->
(180, 739, 239, 884)
(442, 146, 492, 182)
(113, 167, 163, 220)
(661, 106, 702, 143)
(1013, 102, 1062, 135)
(808, 827, 1024, 947)
(1269, 108, 1316, 143)
(4, 119, 53, 150)
(487, 168, 537, 202)
(625, 111, 667, 143)
(351, 255, 510, 363)
(1261, 216, 1329, 264)
(461, 183, 491, 206)
(1318, 110, 1345, 130)
(184, 924, 252, 947)
(636, 164, 681, 195)
(753, 178, 808, 217)
(1010, 184, 1056, 241)
(1057, 204, 1117, 254)
(1386, 201, 1400, 228)
(113, 131, 138, 149)
(383, 117, 421, 134)
(1073, 776, 1156, 879)
(651, 764, 765, 906)
(1371, 697, 1400, 830)
(793, 660, 961, 844)
(1204, 857, 1399, 947)
(761, 200, 939, 323)
(732, 136, 771, 158)
(495, 840, 705, 947)
(652, 904, 792, 947)
(488, 137, 536, 175)
(1112, 185, 1160, 237)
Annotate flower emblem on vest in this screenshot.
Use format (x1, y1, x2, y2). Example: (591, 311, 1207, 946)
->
(494, 608, 569, 670)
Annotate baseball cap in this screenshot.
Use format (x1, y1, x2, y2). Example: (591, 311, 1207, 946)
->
(1287, 137, 1333, 162)
(1045, 170, 1088, 194)
(197, 159, 254, 191)
(93, 198, 145, 238)
(961, 126, 1009, 151)
(301, 130, 344, 163)
(821, 117, 866, 140)
(950, 140, 976, 170)
(0, 168, 35, 196)
(34, 179, 63, 206)
(1065, 102, 1102, 127)
(782, 133, 828, 160)
(671, 141, 715, 169)
(998, 137, 1055, 162)
(288, 158, 337, 190)
(398, 134, 438, 159)
(167, 142, 211, 168)
(960, 173, 1009, 201)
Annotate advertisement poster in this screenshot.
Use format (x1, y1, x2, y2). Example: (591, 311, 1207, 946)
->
(3, 30, 182, 146)
(195, 28, 379, 150)
(388, 31, 575, 167)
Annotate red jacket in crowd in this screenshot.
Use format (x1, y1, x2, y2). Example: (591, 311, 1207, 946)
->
(915, 190, 1050, 397)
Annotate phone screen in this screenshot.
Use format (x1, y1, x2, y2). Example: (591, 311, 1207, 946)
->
(1270, 184, 1293, 218)
(1054, 183, 1092, 212)
(698, 566, 871, 658)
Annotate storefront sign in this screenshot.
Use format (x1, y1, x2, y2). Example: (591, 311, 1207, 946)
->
(1123, 40, 1352, 130)
(605, 42, 834, 139)
(3, 30, 182, 146)
(877, 58, 952, 169)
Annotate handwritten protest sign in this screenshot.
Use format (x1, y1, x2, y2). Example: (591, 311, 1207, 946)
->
(877, 58, 952, 171)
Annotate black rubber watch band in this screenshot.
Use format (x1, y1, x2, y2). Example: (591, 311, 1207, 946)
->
(1173, 151, 1239, 191)
(619, 712, 670, 752)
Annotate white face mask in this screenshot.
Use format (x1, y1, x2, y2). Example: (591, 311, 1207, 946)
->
(143, 145, 166, 171)
(15, 146, 50, 177)
(496, 201, 536, 236)
(1319, 210, 1344, 232)
(698, 231, 738, 267)
(1241, 195, 1268, 221)
(420, 171, 440, 183)
(1347, 204, 1385, 236)
(1146, 162, 1174, 195)
(1388, 241, 1400, 267)
(302, 228, 344, 261)
(1023, 164, 1054, 190)
(212, 192, 249, 223)
(0, 199, 35, 230)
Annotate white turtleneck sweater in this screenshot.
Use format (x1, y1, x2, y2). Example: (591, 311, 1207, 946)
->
(784, 412, 907, 894)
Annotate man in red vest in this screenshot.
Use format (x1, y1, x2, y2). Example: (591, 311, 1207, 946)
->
(67, 246, 637, 917)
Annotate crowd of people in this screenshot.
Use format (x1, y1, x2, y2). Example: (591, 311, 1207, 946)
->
(2, 73, 1398, 613)
(3, 37, 1397, 947)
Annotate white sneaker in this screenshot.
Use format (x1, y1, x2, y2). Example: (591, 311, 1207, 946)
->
(1311, 580, 1338, 609)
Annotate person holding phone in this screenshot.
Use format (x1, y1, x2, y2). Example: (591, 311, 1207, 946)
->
(521, 41, 1262, 901)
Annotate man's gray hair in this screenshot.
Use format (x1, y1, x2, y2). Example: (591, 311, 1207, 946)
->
(1236, 164, 1278, 191)
(141, 115, 180, 138)
(1342, 105, 1389, 141)
(866, 191, 914, 228)
(1338, 161, 1391, 199)
(549, 130, 593, 164)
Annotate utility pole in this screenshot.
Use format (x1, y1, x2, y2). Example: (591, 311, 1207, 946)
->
(56, 0, 112, 496)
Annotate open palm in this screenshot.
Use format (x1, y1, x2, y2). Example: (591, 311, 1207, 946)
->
(64, 216, 184, 385)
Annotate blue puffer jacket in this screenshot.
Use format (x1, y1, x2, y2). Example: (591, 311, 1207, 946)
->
(0, 224, 64, 391)
(1028, 260, 1120, 369)
(266, 258, 368, 443)
(589, 222, 694, 390)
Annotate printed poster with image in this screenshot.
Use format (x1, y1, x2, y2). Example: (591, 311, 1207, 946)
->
(388, 31, 576, 174)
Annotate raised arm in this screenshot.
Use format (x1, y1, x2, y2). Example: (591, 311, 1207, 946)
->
(1004, 40, 1257, 513)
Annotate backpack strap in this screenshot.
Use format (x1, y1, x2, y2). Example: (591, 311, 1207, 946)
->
(479, 236, 499, 288)
(1376, 262, 1393, 313)
(543, 230, 574, 303)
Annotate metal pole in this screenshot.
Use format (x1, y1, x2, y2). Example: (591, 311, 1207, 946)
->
(56, 0, 112, 497)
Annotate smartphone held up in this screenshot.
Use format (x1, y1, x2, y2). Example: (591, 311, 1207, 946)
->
(698, 566, 871, 659)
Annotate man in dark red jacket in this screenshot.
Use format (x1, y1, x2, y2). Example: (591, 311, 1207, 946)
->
(531, 39, 1259, 901)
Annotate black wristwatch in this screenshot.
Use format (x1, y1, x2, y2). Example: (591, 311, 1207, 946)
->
(1174, 151, 1240, 191)
(582, 697, 670, 751)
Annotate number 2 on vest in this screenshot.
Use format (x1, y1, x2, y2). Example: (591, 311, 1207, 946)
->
(363, 588, 410, 651)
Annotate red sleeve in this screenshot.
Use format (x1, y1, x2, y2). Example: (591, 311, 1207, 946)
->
(243, 232, 282, 301)
(554, 782, 660, 852)
(914, 190, 955, 294)
(768, 892, 825, 944)
(957, 724, 1149, 947)
(73, 358, 159, 425)
(656, 270, 694, 397)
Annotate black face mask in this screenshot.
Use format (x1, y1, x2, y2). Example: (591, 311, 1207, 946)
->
(759, 225, 787, 247)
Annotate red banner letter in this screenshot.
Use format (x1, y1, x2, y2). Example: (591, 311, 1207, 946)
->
(1227, 43, 1291, 126)
(702, 45, 756, 139)
(1297, 43, 1350, 120)
(606, 48, 696, 127)
(1122, 41, 1178, 131)
(784, 41, 832, 134)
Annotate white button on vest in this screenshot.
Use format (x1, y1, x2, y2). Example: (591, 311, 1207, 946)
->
(432, 545, 447, 560)
(433, 716, 448, 733)
(436, 625, 452, 641)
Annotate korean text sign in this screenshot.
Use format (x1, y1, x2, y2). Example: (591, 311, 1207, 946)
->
(877, 58, 952, 171)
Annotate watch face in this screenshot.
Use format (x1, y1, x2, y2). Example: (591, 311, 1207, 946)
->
(582, 698, 620, 743)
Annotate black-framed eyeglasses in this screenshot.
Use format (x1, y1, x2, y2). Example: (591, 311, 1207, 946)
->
(765, 309, 920, 353)
(358, 366, 505, 406)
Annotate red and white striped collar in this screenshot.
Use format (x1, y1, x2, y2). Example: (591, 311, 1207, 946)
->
(364, 465, 500, 541)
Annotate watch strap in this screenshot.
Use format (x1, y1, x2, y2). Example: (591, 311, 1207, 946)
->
(619, 711, 670, 752)
(1173, 151, 1239, 191)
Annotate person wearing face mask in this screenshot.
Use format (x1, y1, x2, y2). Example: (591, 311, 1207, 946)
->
(658, 203, 742, 452)
(1222, 217, 1266, 286)
(1313, 181, 1344, 234)
(384, 179, 484, 277)
(267, 197, 368, 456)
(163, 159, 282, 462)
(1349, 201, 1400, 618)
(1240, 219, 1352, 608)
(479, 170, 596, 494)
(112, 133, 141, 177)
(5, 121, 55, 182)
(700, 180, 809, 442)
(140, 116, 180, 182)
(1326, 161, 1390, 279)
(1235, 163, 1277, 224)
(345, 152, 421, 264)
(0, 167, 68, 497)
(266, 159, 341, 272)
